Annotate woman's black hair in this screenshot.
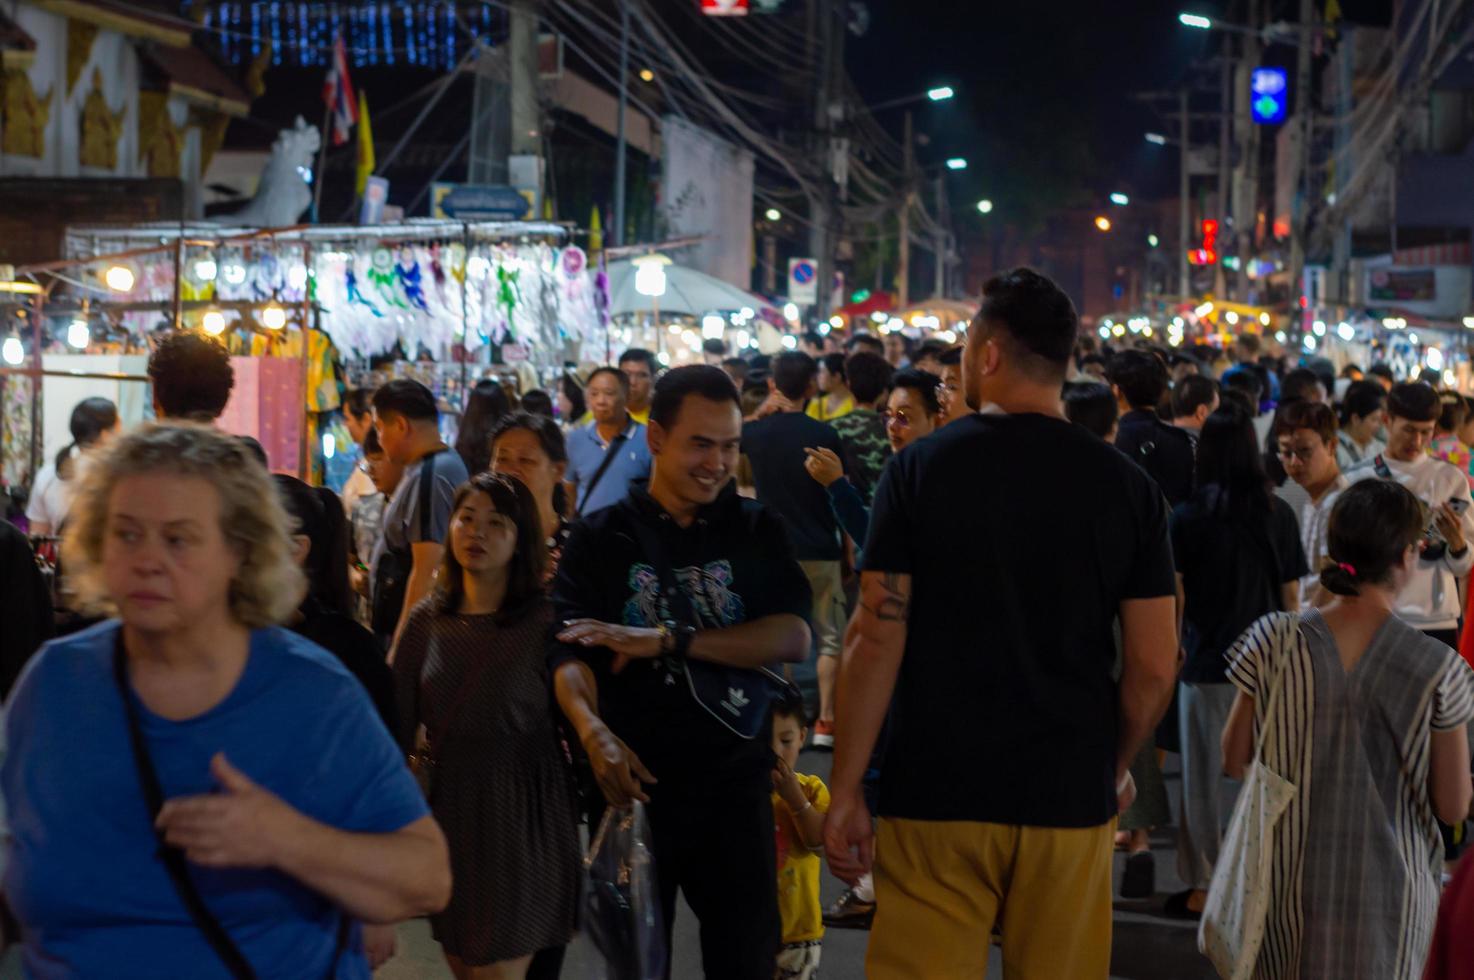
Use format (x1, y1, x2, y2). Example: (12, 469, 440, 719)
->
(1194, 400, 1272, 518)
(434, 472, 546, 623)
(520, 388, 555, 418)
(559, 372, 587, 422)
(273, 476, 354, 615)
(490, 410, 570, 515)
(454, 379, 514, 476)
(57, 397, 117, 479)
(1320, 480, 1423, 596)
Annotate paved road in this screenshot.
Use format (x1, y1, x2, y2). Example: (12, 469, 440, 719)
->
(380, 750, 1217, 980)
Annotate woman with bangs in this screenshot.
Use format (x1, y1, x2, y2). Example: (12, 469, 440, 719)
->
(393, 472, 580, 980)
(0, 422, 449, 979)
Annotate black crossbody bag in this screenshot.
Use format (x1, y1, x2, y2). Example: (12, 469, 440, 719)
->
(626, 517, 796, 740)
(113, 636, 348, 979)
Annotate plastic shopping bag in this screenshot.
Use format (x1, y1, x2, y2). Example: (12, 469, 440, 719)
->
(584, 803, 667, 980)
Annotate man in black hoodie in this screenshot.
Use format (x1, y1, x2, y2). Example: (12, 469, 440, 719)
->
(551, 365, 812, 979)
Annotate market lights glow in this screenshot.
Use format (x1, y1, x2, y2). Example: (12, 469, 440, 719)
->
(1, 335, 21, 365)
(104, 265, 134, 292)
(65, 319, 89, 349)
(201, 310, 226, 336)
(783, 303, 799, 322)
(702, 315, 725, 339)
(221, 262, 247, 286)
(193, 258, 218, 282)
(261, 303, 287, 330)
(1338, 322, 1356, 341)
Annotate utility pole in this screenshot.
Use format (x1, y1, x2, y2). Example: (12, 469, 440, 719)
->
(1329, 24, 1354, 303)
(1216, 45, 1232, 300)
(1180, 86, 1191, 302)
(612, 0, 630, 247)
(807, 0, 842, 320)
(933, 173, 947, 298)
(897, 109, 913, 308)
(1288, 0, 1315, 312)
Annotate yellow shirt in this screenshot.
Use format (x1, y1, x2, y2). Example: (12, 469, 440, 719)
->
(773, 772, 831, 943)
(805, 396, 854, 423)
(628, 405, 650, 426)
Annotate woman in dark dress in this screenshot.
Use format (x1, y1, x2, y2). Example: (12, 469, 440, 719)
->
(393, 473, 580, 980)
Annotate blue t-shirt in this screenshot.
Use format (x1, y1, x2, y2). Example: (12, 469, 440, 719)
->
(565, 416, 652, 516)
(1, 621, 429, 979)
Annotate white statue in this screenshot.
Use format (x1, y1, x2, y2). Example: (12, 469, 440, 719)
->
(209, 116, 320, 227)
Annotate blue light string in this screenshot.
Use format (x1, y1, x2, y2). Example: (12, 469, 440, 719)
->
(298, 2, 308, 64)
(426, 2, 437, 70)
(366, 3, 377, 64)
(404, 4, 415, 66)
(382, 3, 394, 65)
(330, 1, 341, 64)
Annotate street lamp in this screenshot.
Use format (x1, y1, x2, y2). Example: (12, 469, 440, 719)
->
(765, 208, 781, 221)
(927, 86, 955, 102)
(945, 157, 967, 170)
(1148, 234, 1160, 247)
(1145, 132, 1169, 145)
(976, 199, 994, 214)
(1110, 192, 1130, 206)
(869, 85, 960, 112)
(1178, 12, 1212, 29)
(1094, 216, 1112, 232)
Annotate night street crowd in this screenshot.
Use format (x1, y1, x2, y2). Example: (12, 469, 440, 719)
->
(2, 267, 1474, 979)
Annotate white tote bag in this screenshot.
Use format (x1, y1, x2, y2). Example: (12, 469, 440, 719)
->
(1198, 620, 1301, 980)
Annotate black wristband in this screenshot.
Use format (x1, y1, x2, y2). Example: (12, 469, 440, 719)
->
(673, 624, 696, 659)
(1451, 546, 1469, 560)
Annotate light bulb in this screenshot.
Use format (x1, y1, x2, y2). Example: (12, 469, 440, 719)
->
(2, 336, 22, 365)
(104, 265, 134, 291)
(66, 319, 89, 349)
(194, 258, 218, 282)
(202, 310, 226, 336)
(261, 304, 287, 330)
(322, 432, 336, 460)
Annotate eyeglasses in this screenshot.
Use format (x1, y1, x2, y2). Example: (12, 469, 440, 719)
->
(1276, 446, 1320, 463)
(880, 410, 915, 428)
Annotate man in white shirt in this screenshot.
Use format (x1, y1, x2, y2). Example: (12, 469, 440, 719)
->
(1275, 401, 1349, 609)
(1347, 383, 1474, 647)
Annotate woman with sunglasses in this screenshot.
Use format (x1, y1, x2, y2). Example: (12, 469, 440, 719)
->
(880, 368, 944, 454)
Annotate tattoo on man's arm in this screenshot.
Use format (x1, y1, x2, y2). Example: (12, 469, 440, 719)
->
(861, 573, 911, 622)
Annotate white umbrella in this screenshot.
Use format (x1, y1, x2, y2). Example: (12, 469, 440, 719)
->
(604, 257, 772, 318)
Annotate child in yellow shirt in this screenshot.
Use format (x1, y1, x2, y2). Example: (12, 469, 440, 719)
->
(772, 693, 830, 980)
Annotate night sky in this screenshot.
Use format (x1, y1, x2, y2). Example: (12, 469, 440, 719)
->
(848, 0, 1395, 230)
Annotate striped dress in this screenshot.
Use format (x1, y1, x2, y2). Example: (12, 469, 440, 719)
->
(1225, 610, 1474, 979)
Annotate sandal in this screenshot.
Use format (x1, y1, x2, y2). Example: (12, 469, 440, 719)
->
(1163, 889, 1203, 920)
(1119, 851, 1155, 899)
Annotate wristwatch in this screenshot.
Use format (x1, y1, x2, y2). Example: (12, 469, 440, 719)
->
(662, 620, 697, 659)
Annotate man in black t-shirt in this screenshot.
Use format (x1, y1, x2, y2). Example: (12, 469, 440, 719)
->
(824, 269, 1179, 979)
(551, 366, 812, 979)
(742, 352, 848, 746)
(1109, 349, 1196, 506)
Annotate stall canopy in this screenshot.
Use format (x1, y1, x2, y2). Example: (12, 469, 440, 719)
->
(835, 291, 894, 319)
(604, 257, 772, 318)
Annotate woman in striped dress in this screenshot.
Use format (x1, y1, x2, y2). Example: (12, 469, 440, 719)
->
(1220, 479, 1474, 979)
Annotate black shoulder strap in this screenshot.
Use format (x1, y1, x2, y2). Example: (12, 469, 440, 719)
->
(1373, 454, 1392, 480)
(577, 431, 629, 516)
(113, 637, 257, 980)
(114, 636, 350, 980)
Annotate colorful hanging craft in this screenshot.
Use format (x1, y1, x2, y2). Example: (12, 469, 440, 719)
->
(397, 248, 429, 313)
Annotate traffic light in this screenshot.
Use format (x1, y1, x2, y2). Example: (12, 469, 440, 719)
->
(1251, 67, 1288, 125)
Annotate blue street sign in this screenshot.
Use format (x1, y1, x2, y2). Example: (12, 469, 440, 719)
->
(1251, 67, 1288, 125)
(437, 184, 531, 220)
(792, 261, 815, 283)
